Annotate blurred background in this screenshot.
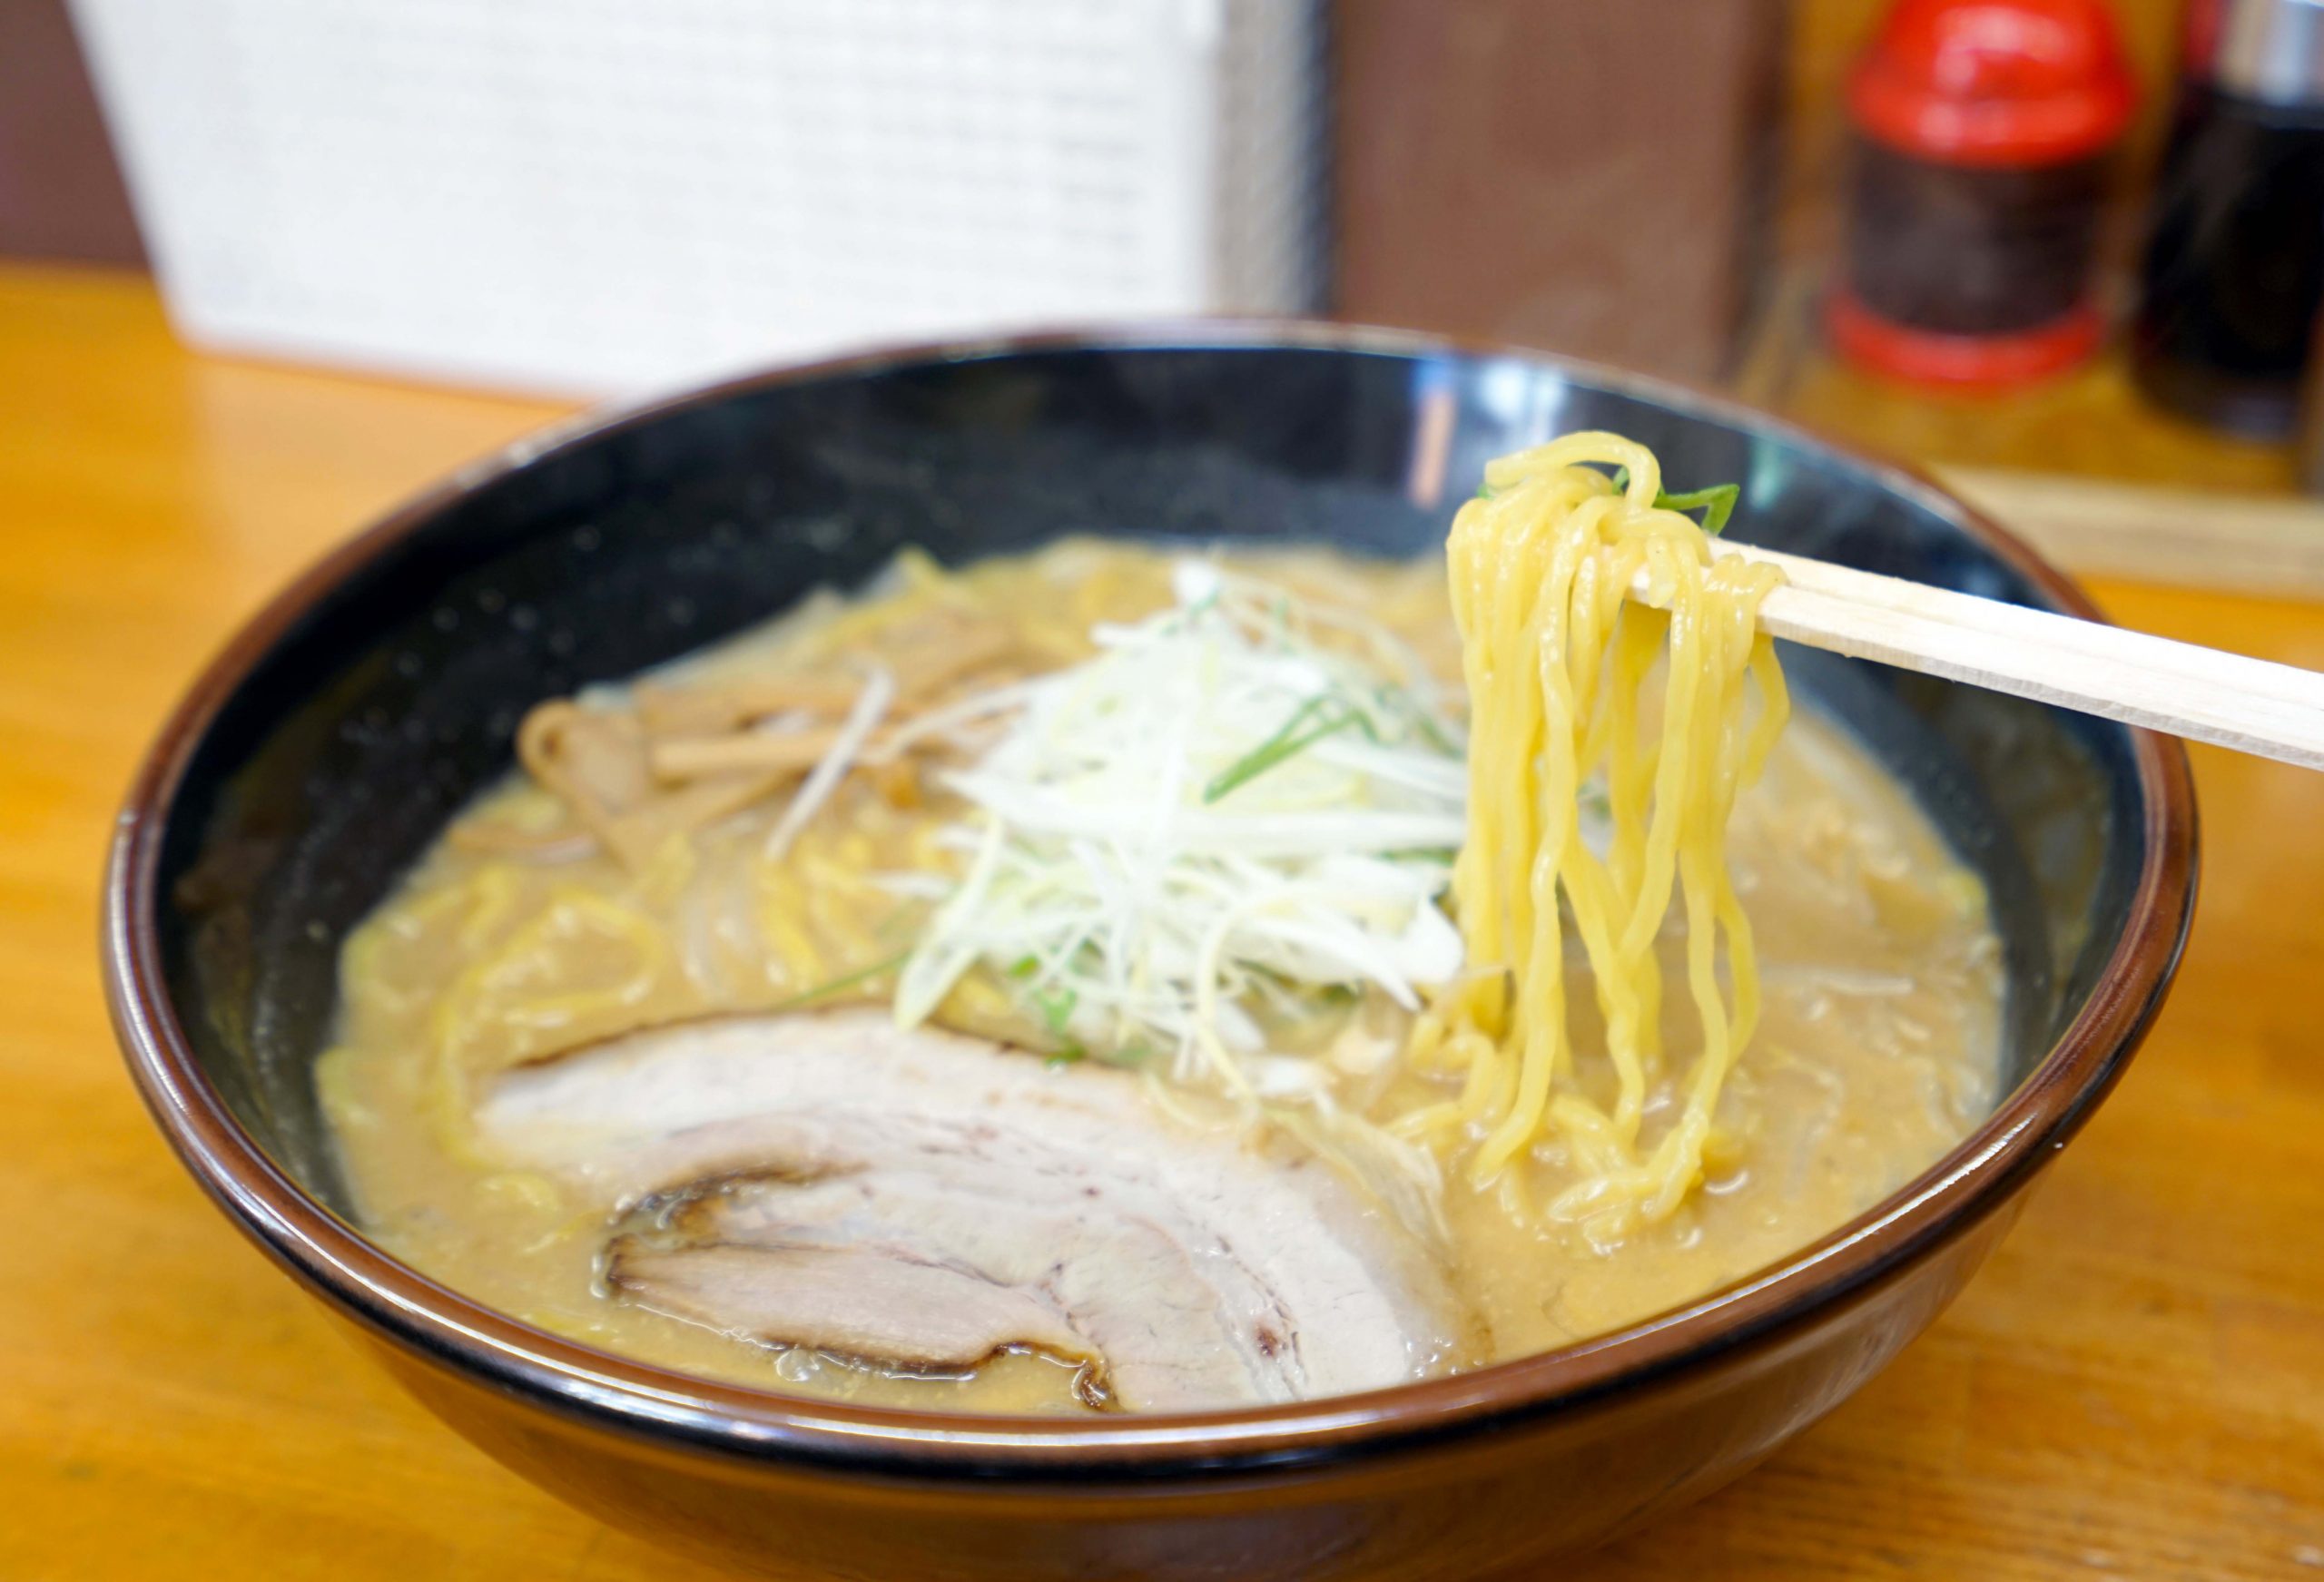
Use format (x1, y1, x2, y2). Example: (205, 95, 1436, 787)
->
(7, 0, 2324, 586)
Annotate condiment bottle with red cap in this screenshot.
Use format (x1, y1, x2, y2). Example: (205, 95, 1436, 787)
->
(1830, 0, 2138, 387)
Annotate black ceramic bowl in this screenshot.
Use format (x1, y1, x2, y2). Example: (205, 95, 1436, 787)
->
(105, 326, 2195, 1581)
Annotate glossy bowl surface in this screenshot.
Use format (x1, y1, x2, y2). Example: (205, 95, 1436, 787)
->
(104, 325, 2195, 1580)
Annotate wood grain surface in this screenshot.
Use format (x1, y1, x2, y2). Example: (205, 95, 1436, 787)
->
(1941, 467, 2324, 603)
(2, 265, 2319, 1581)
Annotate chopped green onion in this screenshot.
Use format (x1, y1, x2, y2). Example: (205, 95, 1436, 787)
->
(767, 949, 909, 1014)
(1202, 693, 1380, 804)
(1368, 680, 1461, 757)
(1654, 482, 1739, 536)
(1410, 711, 1460, 756)
(1600, 465, 1739, 535)
(1030, 981, 1079, 1037)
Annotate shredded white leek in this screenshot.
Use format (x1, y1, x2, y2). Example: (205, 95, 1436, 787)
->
(894, 561, 1468, 1104)
(763, 664, 894, 862)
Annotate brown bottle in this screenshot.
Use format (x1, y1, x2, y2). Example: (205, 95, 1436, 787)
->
(2133, 0, 2324, 438)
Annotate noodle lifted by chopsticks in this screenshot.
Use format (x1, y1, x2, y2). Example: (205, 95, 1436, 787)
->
(1397, 432, 1789, 1243)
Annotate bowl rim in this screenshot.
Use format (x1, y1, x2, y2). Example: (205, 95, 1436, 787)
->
(102, 319, 2198, 1480)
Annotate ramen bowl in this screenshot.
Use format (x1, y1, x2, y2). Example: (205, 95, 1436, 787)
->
(103, 327, 2194, 1581)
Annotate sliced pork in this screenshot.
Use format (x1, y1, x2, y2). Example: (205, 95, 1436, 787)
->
(606, 1243, 1094, 1376)
(476, 1011, 1473, 1410)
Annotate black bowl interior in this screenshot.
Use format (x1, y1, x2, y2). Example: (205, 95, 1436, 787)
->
(154, 336, 2139, 1217)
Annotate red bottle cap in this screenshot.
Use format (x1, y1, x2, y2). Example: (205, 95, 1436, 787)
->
(1826, 291, 2104, 387)
(1848, 0, 2136, 168)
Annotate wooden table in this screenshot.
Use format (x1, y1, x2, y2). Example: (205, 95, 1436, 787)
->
(3, 264, 2319, 1581)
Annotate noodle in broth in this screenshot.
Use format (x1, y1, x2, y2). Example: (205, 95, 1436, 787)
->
(317, 439, 2002, 1413)
(1402, 432, 1789, 1243)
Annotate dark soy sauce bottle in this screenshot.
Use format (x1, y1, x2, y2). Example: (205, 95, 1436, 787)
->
(2133, 0, 2324, 437)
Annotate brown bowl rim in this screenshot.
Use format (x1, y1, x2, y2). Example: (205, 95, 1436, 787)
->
(102, 319, 2198, 1481)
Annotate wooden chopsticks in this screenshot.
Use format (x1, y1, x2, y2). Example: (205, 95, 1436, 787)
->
(1666, 542, 2324, 772)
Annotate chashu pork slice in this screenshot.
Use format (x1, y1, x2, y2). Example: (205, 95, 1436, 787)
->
(476, 1010, 1472, 1410)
